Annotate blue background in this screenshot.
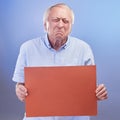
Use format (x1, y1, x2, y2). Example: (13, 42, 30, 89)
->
(0, 0, 120, 120)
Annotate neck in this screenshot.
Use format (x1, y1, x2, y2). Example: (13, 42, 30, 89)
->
(48, 36, 68, 50)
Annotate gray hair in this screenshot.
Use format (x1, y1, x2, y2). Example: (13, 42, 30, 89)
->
(43, 3, 75, 24)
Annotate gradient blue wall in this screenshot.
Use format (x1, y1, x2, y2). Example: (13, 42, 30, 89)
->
(0, 0, 120, 120)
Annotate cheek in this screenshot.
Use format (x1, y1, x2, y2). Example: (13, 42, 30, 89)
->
(47, 23, 56, 32)
(65, 25, 72, 34)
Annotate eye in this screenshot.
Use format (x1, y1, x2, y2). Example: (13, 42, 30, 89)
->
(51, 18, 69, 24)
(51, 18, 60, 22)
(62, 19, 69, 24)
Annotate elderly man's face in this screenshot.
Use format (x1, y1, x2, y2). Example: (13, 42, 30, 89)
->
(44, 6, 73, 49)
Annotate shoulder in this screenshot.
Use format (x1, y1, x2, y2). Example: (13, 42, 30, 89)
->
(19, 37, 43, 51)
(21, 37, 40, 48)
(69, 36, 91, 49)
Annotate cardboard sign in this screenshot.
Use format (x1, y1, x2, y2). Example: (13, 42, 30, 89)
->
(25, 65, 97, 117)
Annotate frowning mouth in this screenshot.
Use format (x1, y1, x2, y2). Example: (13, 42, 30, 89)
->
(55, 31, 64, 36)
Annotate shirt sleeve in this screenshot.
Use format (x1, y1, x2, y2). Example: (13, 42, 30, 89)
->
(12, 44, 27, 83)
(84, 45, 95, 65)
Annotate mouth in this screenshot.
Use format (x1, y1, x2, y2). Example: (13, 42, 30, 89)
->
(55, 31, 64, 36)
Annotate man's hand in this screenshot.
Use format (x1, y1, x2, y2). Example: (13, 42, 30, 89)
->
(96, 84, 108, 100)
(15, 83, 28, 102)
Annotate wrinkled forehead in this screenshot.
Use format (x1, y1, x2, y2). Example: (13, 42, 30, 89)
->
(48, 5, 72, 19)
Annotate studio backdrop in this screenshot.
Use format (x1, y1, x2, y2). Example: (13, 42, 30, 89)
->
(0, 0, 120, 120)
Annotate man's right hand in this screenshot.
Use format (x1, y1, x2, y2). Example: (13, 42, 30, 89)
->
(15, 83, 28, 102)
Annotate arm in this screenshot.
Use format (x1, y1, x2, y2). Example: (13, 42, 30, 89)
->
(16, 83, 28, 102)
(96, 84, 108, 100)
(13, 43, 28, 101)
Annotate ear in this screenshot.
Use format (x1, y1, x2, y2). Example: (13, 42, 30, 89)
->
(44, 21, 48, 31)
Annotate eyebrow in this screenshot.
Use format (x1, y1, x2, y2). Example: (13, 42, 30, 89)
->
(51, 17, 70, 23)
(51, 17, 69, 19)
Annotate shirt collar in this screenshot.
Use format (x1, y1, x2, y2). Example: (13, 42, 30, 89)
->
(44, 34, 70, 50)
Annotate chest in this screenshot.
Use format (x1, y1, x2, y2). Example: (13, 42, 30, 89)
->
(26, 48, 84, 66)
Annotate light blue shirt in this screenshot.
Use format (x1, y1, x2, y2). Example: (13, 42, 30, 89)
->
(12, 34, 95, 120)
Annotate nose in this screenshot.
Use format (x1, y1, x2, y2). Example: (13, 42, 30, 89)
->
(57, 19, 64, 28)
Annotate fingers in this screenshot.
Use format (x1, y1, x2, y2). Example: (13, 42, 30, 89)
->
(96, 84, 108, 100)
(16, 83, 28, 102)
